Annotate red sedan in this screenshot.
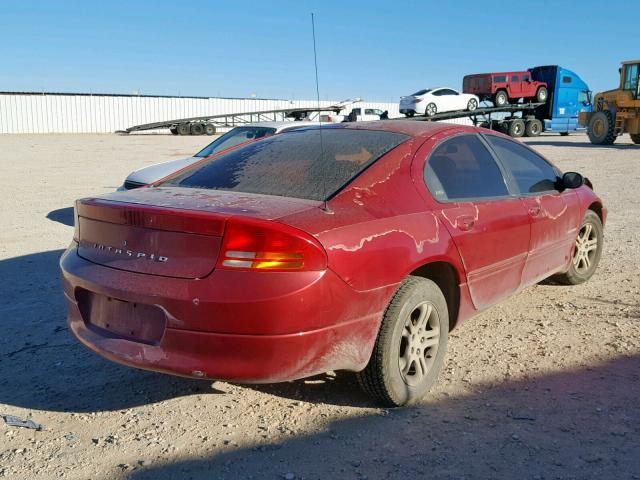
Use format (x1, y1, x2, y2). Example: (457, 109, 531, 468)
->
(60, 121, 605, 406)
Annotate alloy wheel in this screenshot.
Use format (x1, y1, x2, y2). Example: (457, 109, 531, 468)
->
(398, 301, 440, 386)
(573, 222, 598, 274)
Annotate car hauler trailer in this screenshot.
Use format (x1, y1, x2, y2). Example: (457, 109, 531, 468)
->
(403, 102, 546, 138)
(529, 65, 592, 135)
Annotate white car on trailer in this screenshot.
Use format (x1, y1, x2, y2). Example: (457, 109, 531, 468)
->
(400, 88, 479, 117)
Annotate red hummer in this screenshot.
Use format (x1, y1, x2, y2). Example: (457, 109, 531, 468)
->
(463, 71, 548, 106)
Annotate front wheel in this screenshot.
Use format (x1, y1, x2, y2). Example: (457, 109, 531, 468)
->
(357, 277, 449, 407)
(467, 98, 478, 111)
(551, 210, 603, 285)
(494, 91, 508, 107)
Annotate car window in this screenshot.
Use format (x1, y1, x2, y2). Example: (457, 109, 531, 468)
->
(412, 89, 431, 96)
(164, 127, 410, 201)
(364, 109, 380, 115)
(352, 108, 361, 115)
(494, 75, 507, 83)
(522, 74, 530, 81)
(424, 134, 509, 201)
(511, 75, 519, 82)
(485, 135, 560, 194)
(439, 89, 458, 95)
(431, 89, 443, 96)
(195, 127, 276, 157)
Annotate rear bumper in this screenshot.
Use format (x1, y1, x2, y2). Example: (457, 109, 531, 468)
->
(60, 246, 392, 382)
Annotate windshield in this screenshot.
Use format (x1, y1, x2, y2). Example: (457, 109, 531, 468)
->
(163, 127, 410, 201)
(411, 89, 431, 96)
(195, 126, 277, 157)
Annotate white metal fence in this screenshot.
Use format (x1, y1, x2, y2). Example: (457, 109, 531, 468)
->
(0, 92, 471, 134)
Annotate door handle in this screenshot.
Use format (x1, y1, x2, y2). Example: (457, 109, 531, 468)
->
(528, 206, 542, 217)
(458, 216, 475, 231)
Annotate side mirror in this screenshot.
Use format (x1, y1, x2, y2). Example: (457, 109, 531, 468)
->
(562, 172, 584, 189)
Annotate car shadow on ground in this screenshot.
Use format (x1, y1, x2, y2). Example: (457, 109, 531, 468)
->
(124, 355, 640, 480)
(46, 207, 74, 227)
(0, 249, 222, 413)
(523, 140, 639, 150)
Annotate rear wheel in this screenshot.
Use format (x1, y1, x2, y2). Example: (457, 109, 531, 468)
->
(190, 123, 205, 135)
(176, 123, 191, 135)
(467, 98, 478, 111)
(587, 111, 616, 145)
(508, 119, 525, 137)
(204, 123, 216, 135)
(357, 276, 449, 407)
(630, 133, 640, 144)
(525, 119, 542, 137)
(404, 111, 415, 118)
(536, 86, 548, 103)
(494, 90, 508, 107)
(425, 103, 437, 117)
(551, 210, 603, 285)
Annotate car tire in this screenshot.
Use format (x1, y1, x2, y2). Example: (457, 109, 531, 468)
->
(190, 123, 205, 135)
(536, 86, 548, 103)
(494, 91, 508, 107)
(357, 276, 449, 407)
(467, 98, 478, 111)
(176, 123, 191, 135)
(204, 123, 216, 135)
(405, 111, 415, 118)
(425, 103, 437, 117)
(630, 134, 640, 144)
(551, 210, 603, 285)
(587, 111, 616, 145)
(508, 119, 525, 137)
(524, 119, 542, 137)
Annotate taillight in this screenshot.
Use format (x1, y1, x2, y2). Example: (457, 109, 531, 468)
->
(217, 218, 327, 272)
(414, 98, 424, 103)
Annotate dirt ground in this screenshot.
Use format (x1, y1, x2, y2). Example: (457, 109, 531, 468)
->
(0, 132, 639, 480)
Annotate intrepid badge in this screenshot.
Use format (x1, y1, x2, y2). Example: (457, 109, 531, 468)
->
(91, 243, 168, 262)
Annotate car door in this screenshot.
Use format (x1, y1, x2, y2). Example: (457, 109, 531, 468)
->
(484, 134, 582, 285)
(423, 133, 531, 310)
(435, 89, 458, 112)
(509, 74, 522, 98)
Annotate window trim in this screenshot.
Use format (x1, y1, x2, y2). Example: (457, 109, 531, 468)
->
(480, 132, 562, 197)
(422, 133, 518, 204)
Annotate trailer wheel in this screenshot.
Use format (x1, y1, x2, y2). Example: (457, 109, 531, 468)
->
(508, 119, 525, 138)
(190, 123, 205, 135)
(587, 111, 616, 145)
(525, 119, 542, 137)
(204, 123, 216, 135)
(169, 127, 178, 135)
(177, 123, 191, 135)
(630, 134, 640, 144)
(536, 86, 548, 103)
(494, 90, 508, 107)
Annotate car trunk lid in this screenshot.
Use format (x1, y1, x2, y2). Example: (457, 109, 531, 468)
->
(76, 187, 321, 279)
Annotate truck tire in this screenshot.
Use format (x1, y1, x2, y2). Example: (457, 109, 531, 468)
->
(630, 134, 640, 144)
(536, 86, 548, 103)
(508, 119, 525, 137)
(190, 123, 205, 135)
(587, 111, 616, 145)
(525, 119, 542, 137)
(494, 90, 508, 107)
(204, 123, 216, 135)
(356, 276, 449, 407)
(177, 123, 191, 135)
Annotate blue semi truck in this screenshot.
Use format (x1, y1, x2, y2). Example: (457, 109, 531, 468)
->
(529, 65, 592, 135)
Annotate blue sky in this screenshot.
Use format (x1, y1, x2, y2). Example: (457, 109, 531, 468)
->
(0, 1, 636, 101)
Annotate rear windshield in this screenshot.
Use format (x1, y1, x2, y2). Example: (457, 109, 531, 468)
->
(195, 126, 277, 157)
(412, 89, 431, 96)
(162, 127, 410, 201)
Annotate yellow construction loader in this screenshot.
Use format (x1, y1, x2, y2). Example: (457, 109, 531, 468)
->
(580, 60, 640, 145)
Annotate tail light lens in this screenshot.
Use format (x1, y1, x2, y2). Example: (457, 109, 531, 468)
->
(414, 98, 424, 103)
(217, 218, 327, 272)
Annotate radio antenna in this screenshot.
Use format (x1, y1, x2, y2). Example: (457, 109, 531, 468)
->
(311, 13, 331, 213)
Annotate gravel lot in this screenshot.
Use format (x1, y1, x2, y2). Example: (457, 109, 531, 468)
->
(0, 132, 639, 480)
